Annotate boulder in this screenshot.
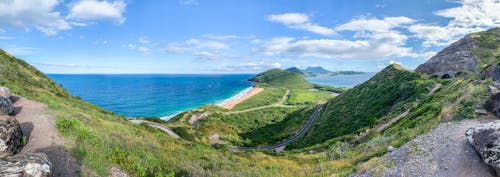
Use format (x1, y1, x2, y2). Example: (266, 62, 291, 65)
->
(0, 97, 14, 115)
(0, 115, 23, 158)
(466, 121, 500, 175)
(416, 35, 479, 77)
(0, 153, 52, 177)
(485, 93, 500, 117)
(482, 64, 500, 81)
(0, 87, 11, 99)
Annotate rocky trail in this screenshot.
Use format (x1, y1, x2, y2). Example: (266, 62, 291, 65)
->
(12, 95, 80, 176)
(353, 119, 495, 177)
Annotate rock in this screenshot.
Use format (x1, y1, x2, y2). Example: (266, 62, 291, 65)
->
(485, 93, 500, 117)
(482, 64, 500, 81)
(387, 146, 395, 152)
(0, 97, 14, 115)
(0, 153, 52, 177)
(466, 121, 500, 175)
(0, 115, 23, 158)
(489, 85, 500, 94)
(0, 87, 11, 99)
(416, 35, 479, 77)
(475, 109, 488, 115)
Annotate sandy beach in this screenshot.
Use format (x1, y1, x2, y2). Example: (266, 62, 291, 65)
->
(220, 87, 264, 109)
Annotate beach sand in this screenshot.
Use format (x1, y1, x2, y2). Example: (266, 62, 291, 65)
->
(222, 87, 264, 109)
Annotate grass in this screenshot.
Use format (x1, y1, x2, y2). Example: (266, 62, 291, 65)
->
(287, 89, 333, 105)
(248, 68, 313, 89)
(232, 87, 286, 110)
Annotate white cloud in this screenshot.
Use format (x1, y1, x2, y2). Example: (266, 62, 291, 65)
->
(258, 27, 416, 60)
(268, 13, 336, 36)
(137, 46, 150, 54)
(336, 16, 414, 32)
(179, 0, 199, 6)
(202, 34, 239, 40)
(436, 0, 500, 28)
(194, 51, 237, 60)
(164, 39, 229, 53)
(409, 0, 500, 47)
(67, 0, 127, 24)
(0, 0, 71, 35)
(389, 60, 401, 65)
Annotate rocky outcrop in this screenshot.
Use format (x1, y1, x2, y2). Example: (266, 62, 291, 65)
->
(0, 87, 12, 99)
(485, 93, 500, 117)
(415, 35, 479, 77)
(0, 97, 14, 115)
(0, 115, 24, 158)
(482, 64, 500, 81)
(0, 153, 52, 177)
(466, 121, 500, 175)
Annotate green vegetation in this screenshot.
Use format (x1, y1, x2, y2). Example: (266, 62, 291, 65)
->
(287, 89, 333, 105)
(232, 87, 286, 110)
(290, 64, 437, 149)
(248, 68, 313, 89)
(313, 84, 349, 93)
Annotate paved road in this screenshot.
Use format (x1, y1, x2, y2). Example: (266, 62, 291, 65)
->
(130, 119, 181, 139)
(227, 102, 325, 151)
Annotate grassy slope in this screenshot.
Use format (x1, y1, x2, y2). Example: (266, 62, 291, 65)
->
(0, 50, 354, 176)
(248, 68, 313, 89)
(289, 64, 437, 149)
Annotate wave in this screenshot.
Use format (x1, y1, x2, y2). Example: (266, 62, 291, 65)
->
(216, 86, 253, 107)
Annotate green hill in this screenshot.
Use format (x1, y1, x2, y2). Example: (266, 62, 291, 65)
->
(249, 68, 313, 89)
(289, 64, 437, 149)
(286, 67, 310, 76)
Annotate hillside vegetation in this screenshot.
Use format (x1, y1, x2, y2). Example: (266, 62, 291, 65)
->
(290, 64, 437, 149)
(248, 68, 312, 89)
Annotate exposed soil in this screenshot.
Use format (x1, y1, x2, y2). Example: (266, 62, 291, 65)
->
(12, 95, 80, 177)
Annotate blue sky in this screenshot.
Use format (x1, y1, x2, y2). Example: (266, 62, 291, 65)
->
(0, 0, 498, 74)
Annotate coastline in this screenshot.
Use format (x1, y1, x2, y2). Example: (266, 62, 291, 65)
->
(217, 87, 264, 109)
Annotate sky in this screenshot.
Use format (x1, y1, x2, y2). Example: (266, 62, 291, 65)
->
(0, 0, 499, 74)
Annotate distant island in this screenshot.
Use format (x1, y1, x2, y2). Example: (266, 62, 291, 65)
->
(285, 66, 365, 77)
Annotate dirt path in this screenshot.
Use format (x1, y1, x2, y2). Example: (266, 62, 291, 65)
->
(353, 119, 495, 177)
(12, 95, 79, 177)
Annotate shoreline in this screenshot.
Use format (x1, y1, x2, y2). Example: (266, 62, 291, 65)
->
(217, 87, 264, 109)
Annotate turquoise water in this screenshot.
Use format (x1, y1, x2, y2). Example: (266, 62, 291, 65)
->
(48, 74, 253, 118)
(305, 73, 376, 88)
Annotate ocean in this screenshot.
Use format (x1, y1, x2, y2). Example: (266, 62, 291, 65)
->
(305, 73, 376, 88)
(48, 74, 253, 119)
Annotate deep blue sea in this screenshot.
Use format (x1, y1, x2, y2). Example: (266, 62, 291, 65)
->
(305, 73, 376, 88)
(48, 74, 253, 118)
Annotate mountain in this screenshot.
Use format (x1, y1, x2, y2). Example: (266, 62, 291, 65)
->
(416, 27, 499, 78)
(285, 66, 365, 77)
(285, 67, 309, 76)
(248, 68, 313, 89)
(304, 66, 331, 74)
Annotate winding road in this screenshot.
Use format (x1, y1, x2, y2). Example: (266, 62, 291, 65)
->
(227, 102, 325, 151)
(130, 119, 181, 139)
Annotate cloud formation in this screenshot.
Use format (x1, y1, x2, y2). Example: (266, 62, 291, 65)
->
(268, 13, 336, 36)
(68, 0, 127, 24)
(0, 0, 127, 35)
(164, 39, 229, 53)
